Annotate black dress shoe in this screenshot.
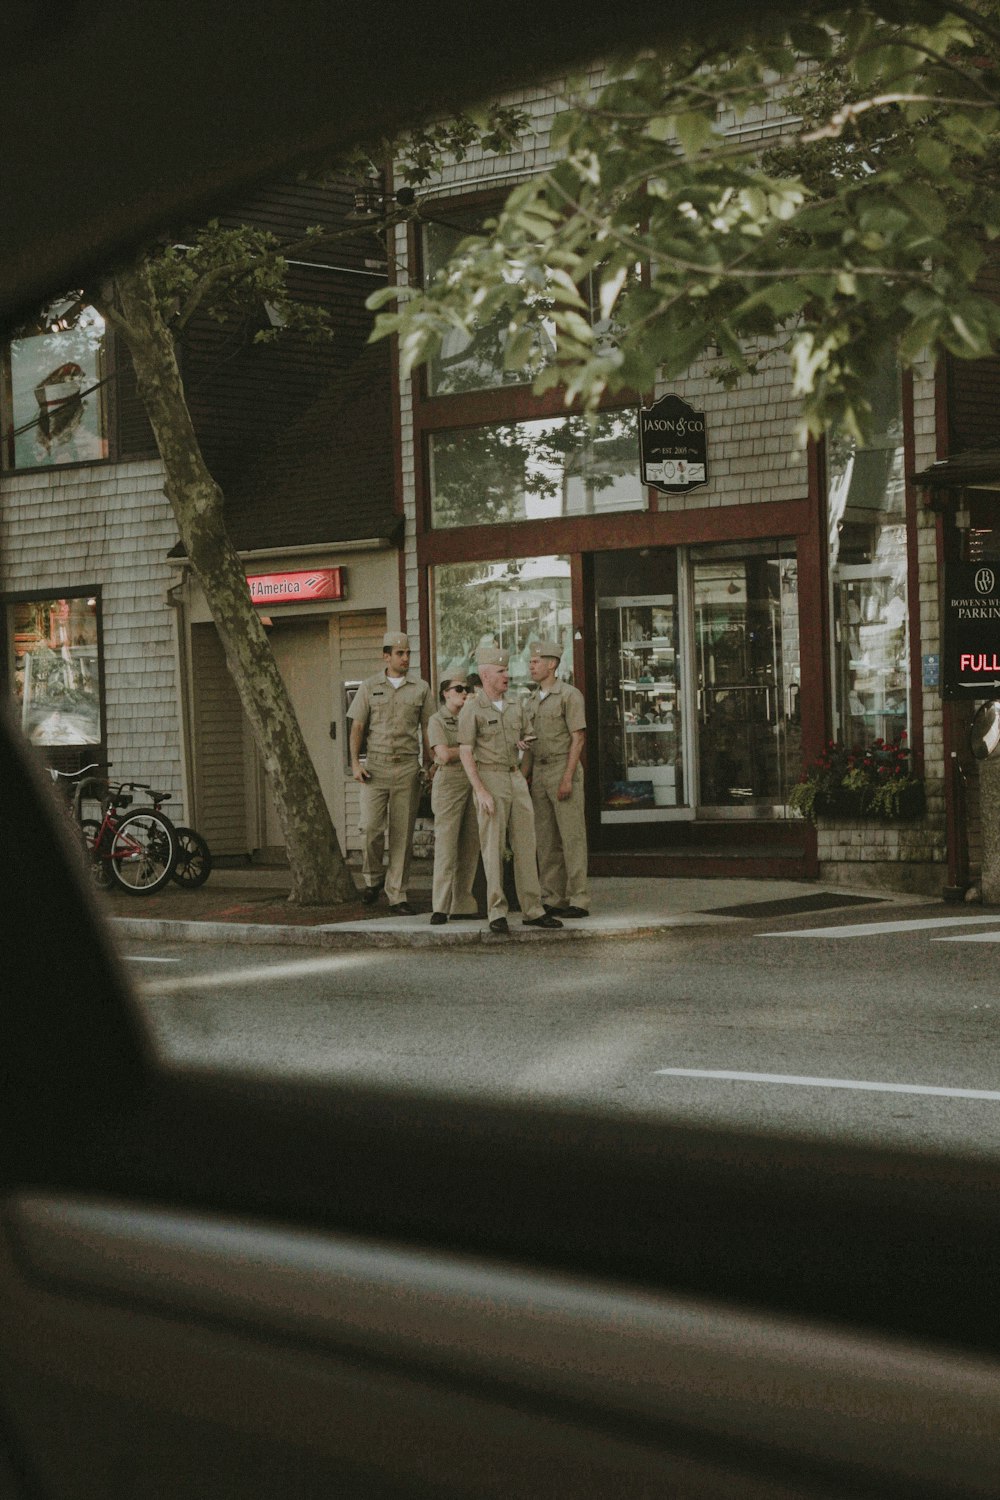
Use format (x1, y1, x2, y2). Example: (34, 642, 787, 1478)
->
(488, 917, 509, 935)
(389, 901, 415, 915)
(544, 905, 589, 918)
(523, 913, 564, 929)
(430, 912, 448, 925)
(360, 882, 384, 905)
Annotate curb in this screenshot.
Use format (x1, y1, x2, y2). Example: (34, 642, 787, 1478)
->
(107, 917, 690, 948)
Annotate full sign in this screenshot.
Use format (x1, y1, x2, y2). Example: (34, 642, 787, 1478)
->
(942, 562, 1000, 698)
(246, 567, 345, 606)
(639, 393, 708, 495)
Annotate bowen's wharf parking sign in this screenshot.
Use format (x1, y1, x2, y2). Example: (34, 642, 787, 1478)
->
(639, 393, 708, 495)
(943, 562, 1000, 698)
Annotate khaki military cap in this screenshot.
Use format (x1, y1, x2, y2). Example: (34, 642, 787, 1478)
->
(476, 645, 509, 668)
(382, 631, 411, 650)
(529, 638, 563, 660)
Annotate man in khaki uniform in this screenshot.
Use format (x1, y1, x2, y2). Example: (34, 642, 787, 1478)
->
(348, 631, 432, 914)
(527, 639, 589, 918)
(458, 646, 562, 936)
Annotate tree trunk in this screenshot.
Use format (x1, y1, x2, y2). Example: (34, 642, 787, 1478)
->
(100, 260, 356, 905)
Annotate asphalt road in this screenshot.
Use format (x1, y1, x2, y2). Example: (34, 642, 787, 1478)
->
(121, 901, 1000, 1161)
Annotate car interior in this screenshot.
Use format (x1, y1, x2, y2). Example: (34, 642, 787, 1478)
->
(3, 2, 1000, 1496)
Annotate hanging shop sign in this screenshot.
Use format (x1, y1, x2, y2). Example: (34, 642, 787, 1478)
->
(942, 562, 1000, 698)
(639, 393, 708, 495)
(246, 567, 346, 606)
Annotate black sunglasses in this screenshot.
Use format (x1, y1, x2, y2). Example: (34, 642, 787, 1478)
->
(448, 683, 471, 693)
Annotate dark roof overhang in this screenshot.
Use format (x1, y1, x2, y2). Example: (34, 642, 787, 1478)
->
(911, 448, 1000, 507)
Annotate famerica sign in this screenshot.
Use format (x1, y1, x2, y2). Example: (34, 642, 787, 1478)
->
(246, 568, 345, 606)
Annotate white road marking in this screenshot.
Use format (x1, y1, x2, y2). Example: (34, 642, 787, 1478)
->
(143, 952, 373, 995)
(655, 1068, 1000, 1101)
(934, 931, 1000, 942)
(125, 955, 180, 964)
(758, 915, 1000, 939)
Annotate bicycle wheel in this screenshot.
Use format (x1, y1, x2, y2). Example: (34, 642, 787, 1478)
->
(80, 818, 113, 889)
(171, 826, 212, 889)
(107, 808, 178, 894)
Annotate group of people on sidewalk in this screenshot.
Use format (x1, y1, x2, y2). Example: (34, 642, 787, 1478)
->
(348, 632, 589, 935)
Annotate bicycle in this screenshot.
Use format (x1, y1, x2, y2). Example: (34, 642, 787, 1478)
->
(148, 789, 213, 889)
(49, 764, 179, 895)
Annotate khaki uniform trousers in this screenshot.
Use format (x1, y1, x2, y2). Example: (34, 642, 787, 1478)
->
(531, 763, 589, 910)
(476, 767, 544, 922)
(360, 757, 420, 905)
(430, 766, 480, 915)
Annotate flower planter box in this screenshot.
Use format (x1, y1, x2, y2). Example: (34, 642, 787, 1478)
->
(812, 787, 860, 819)
(791, 735, 926, 825)
(813, 780, 926, 823)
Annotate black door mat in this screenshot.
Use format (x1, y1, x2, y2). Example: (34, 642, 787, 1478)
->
(700, 892, 887, 919)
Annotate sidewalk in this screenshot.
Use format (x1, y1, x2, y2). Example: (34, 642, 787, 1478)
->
(99, 863, 931, 948)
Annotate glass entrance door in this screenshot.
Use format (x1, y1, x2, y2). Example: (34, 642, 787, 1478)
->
(692, 540, 800, 815)
(594, 549, 686, 823)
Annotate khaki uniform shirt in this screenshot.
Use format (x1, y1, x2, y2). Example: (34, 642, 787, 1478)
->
(529, 680, 587, 767)
(349, 671, 431, 764)
(427, 709, 463, 768)
(457, 689, 531, 771)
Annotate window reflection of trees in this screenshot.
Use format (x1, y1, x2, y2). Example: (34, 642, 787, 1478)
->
(827, 354, 908, 750)
(423, 222, 637, 397)
(432, 557, 571, 691)
(429, 412, 643, 529)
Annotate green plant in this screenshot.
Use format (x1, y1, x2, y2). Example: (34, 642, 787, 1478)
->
(789, 734, 924, 823)
(788, 740, 851, 823)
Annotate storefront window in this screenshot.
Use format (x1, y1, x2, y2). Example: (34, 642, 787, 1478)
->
(595, 543, 800, 821)
(428, 411, 645, 529)
(432, 555, 572, 691)
(423, 224, 636, 397)
(423, 221, 550, 395)
(7, 594, 102, 745)
(827, 359, 908, 748)
(1, 299, 109, 470)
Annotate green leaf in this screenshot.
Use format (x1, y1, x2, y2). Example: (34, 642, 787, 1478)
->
(674, 111, 715, 158)
(914, 138, 952, 178)
(729, 281, 804, 321)
(599, 265, 629, 321)
(366, 284, 414, 311)
(891, 182, 946, 236)
(644, 116, 675, 142)
(502, 327, 536, 371)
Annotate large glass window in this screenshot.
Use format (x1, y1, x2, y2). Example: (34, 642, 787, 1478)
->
(431, 555, 572, 692)
(428, 411, 645, 529)
(423, 223, 637, 397)
(827, 359, 908, 748)
(1, 299, 109, 470)
(7, 593, 103, 745)
(423, 221, 545, 396)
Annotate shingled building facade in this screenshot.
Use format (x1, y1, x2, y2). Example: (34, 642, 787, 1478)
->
(1, 175, 397, 863)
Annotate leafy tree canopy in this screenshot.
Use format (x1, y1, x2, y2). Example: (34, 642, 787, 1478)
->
(368, 0, 1000, 441)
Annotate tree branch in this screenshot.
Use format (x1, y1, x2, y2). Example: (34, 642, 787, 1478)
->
(801, 91, 999, 141)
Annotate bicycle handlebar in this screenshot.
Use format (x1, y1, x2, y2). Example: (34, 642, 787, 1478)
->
(47, 761, 109, 781)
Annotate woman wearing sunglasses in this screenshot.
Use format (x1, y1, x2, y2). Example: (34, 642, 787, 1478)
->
(427, 677, 482, 925)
